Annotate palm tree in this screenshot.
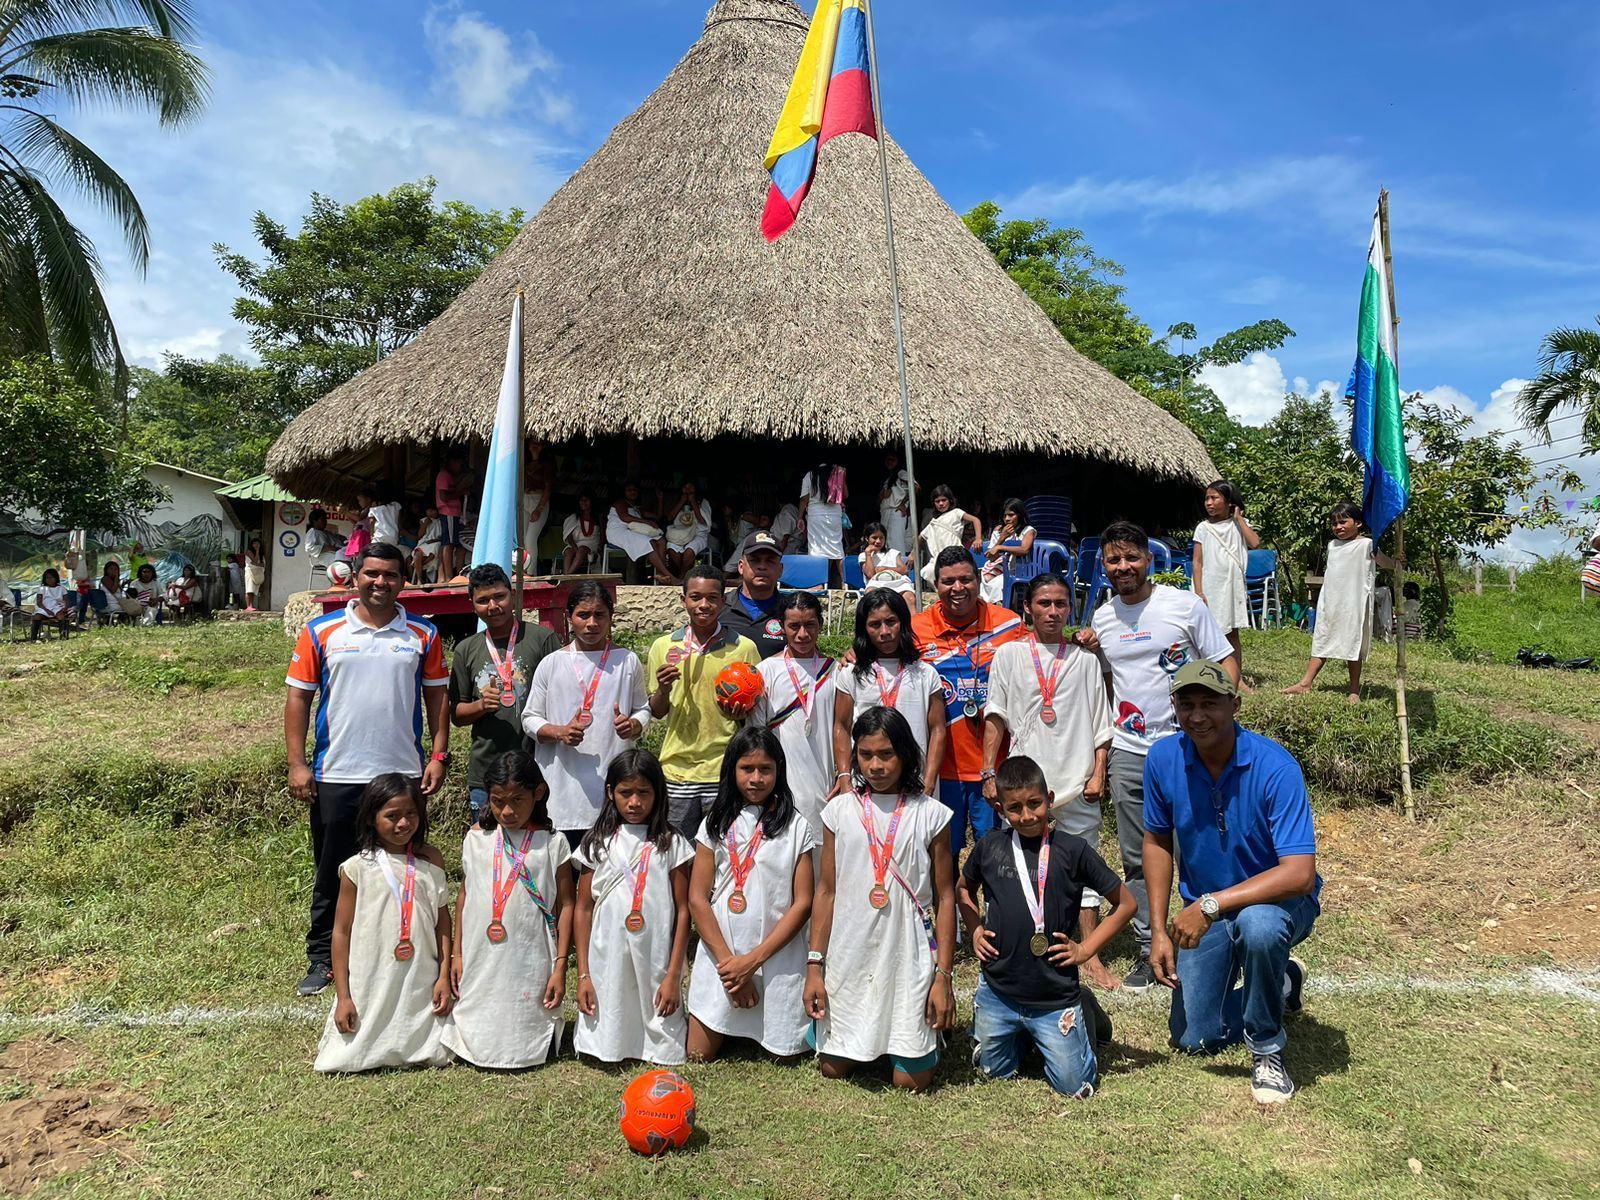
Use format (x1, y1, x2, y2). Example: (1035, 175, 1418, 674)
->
(1517, 318, 1600, 456)
(0, 1, 207, 396)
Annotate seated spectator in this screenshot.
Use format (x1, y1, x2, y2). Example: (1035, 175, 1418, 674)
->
(96, 561, 142, 622)
(606, 480, 678, 584)
(130, 563, 165, 626)
(166, 564, 201, 620)
(662, 481, 712, 578)
(411, 504, 442, 583)
(31, 568, 72, 640)
(561, 493, 602, 574)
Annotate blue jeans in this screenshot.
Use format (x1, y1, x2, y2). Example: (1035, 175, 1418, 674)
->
(1169, 895, 1319, 1056)
(972, 977, 1096, 1098)
(938, 778, 996, 852)
(468, 787, 488, 819)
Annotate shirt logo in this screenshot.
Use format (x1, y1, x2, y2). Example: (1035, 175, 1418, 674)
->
(1158, 643, 1189, 675)
(764, 618, 783, 638)
(1116, 702, 1146, 736)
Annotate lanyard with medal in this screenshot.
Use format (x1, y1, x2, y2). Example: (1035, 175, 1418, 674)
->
(486, 827, 537, 942)
(725, 817, 766, 914)
(872, 660, 907, 708)
(1010, 828, 1052, 956)
(613, 835, 655, 933)
(666, 621, 720, 669)
(375, 846, 418, 961)
(1029, 637, 1068, 727)
(784, 651, 822, 730)
(484, 622, 520, 707)
(569, 641, 613, 729)
(858, 790, 907, 910)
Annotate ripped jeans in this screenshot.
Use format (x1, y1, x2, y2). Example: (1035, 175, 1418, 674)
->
(972, 976, 1097, 1098)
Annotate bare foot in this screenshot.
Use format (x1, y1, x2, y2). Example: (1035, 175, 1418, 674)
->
(1238, 679, 1256, 694)
(1280, 682, 1312, 695)
(1082, 955, 1120, 991)
(1345, 692, 1361, 705)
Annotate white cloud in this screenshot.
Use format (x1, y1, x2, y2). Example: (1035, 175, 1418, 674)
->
(423, 5, 568, 123)
(1195, 351, 1292, 426)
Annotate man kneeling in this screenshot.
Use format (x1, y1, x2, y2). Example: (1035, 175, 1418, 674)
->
(1145, 661, 1319, 1105)
(958, 756, 1135, 1098)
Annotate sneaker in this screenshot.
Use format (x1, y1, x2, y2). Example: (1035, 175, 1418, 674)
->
(1251, 1051, 1296, 1104)
(1283, 957, 1307, 1014)
(297, 965, 332, 997)
(1122, 959, 1157, 992)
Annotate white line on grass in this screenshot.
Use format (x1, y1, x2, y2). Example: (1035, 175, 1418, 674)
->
(1, 968, 1596, 1033)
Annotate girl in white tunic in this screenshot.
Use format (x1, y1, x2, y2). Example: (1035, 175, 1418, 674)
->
(749, 592, 836, 841)
(979, 498, 1036, 606)
(315, 775, 453, 1073)
(806, 706, 957, 1092)
(573, 749, 695, 1065)
(1192, 480, 1261, 661)
(444, 752, 574, 1069)
(524, 582, 652, 840)
(561, 494, 603, 575)
(1284, 501, 1400, 703)
(919, 485, 981, 584)
(799, 464, 848, 582)
(878, 453, 913, 553)
(686, 728, 817, 1060)
(830, 589, 946, 798)
(858, 523, 915, 603)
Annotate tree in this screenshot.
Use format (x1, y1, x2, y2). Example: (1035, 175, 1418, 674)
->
(0, 1, 208, 396)
(0, 356, 162, 533)
(123, 355, 290, 480)
(1516, 318, 1600, 456)
(214, 178, 525, 409)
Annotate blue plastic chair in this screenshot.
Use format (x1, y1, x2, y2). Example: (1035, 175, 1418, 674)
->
(780, 554, 830, 593)
(1147, 540, 1174, 575)
(1074, 536, 1100, 614)
(841, 556, 865, 590)
(1003, 538, 1074, 617)
(1245, 548, 1281, 628)
(1024, 495, 1074, 545)
(1083, 540, 1171, 614)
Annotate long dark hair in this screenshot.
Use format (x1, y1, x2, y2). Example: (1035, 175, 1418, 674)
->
(705, 727, 796, 842)
(852, 588, 920, 679)
(356, 773, 429, 854)
(1205, 479, 1244, 515)
(477, 751, 552, 832)
(565, 579, 615, 614)
(849, 706, 925, 795)
(999, 497, 1028, 531)
(581, 748, 675, 860)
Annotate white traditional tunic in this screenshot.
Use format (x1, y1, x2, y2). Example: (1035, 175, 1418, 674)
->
(751, 653, 838, 841)
(606, 505, 662, 563)
(523, 644, 653, 833)
(801, 471, 845, 560)
(880, 469, 911, 553)
(860, 549, 915, 598)
(1312, 535, 1376, 662)
(686, 806, 817, 1055)
(442, 827, 571, 1069)
(919, 508, 970, 582)
(314, 850, 451, 1073)
(573, 824, 696, 1064)
(563, 511, 603, 555)
(1195, 517, 1250, 633)
(980, 525, 1034, 605)
(833, 658, 944, 761)
(815, 791, 951, 1063)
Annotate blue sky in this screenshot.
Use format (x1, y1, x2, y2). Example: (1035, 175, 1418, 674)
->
(69, 1, 1600, 555)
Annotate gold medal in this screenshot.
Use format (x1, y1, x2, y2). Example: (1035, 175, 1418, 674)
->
(486, 920, 507, 943)
(1030, 932, 1049, 957)
(868, 884, 890, 909)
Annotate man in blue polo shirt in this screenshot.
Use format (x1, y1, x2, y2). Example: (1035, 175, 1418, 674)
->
(1143, 660, 1319, 1105)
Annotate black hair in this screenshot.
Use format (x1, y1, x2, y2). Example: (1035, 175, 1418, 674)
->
(1205, 479, 1244, 515)
(565, 579, 615, 614)
(808, 465, 833, 499)
(467, 561, 513, 596)
(996, 755, 1048, 798)
(42, 568, 60, 586)
(778, 590, 823, 621)
(1026, 571, 1072, 606)
(930, 484, 957, 506)
(1000, 497, 1028, 529)
(1099, 520, 1149, 551)
(1403, 580, 1421, 600)
(862, 521, 889, 543)
(933, 544, 977, 581)
(582, 749, 675, 859)
(136, 563, 157, 580)
(308, 508, 327, 525)
(705, 727, 796, 842)
(1330, 501, 1366, 529)
(852, 587, 920, 678)
(477, 751, 552, 832)
(356, 773, 429, 854)
(358, 541, 407, 571)
(103, 559, 120, 571)
(849, 706, 925, 795)
(681, 563, 724, 594)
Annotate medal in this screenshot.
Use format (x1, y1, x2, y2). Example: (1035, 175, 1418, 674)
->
(784, 651, 828, 732)
(728, 889, 747, 914)
(375, 846, 418, 966)
(488, 827, 538, 944)
(486, 919, 508, 943)
(574, 711, 593, 728)
(1029, 637, 1068, 732)
(484, 624, 519, 708)
(858, 791, 906, 913)
(1030, 932, 1049, 956)
(1040, 705, 1056, 725)
(394, 938, 414, 961)
(1011, 828, 1053, 959)
(625, 911, 647, 934)
(665, 647, 684, 668)
(963, 699, 980, 720)
(725, 814, 765, 916)
(568, 641, 612, 731)
(873, 661, 908, 708)
(615, 836, 654, 936)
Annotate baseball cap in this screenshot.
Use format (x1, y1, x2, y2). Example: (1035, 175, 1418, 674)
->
(739, 531, 782, 558)
(1168, 660, 1238, 697)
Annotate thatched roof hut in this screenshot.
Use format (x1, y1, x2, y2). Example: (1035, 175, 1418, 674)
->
(267, 0, 1214, 526)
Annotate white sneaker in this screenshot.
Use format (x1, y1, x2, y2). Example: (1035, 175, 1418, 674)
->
(1251, 1051, 1296, 1104)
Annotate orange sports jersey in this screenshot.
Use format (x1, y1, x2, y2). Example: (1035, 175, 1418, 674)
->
(911, 600, 1025, 780)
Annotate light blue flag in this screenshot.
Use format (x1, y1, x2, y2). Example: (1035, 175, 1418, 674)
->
(470, 293, 523, 576)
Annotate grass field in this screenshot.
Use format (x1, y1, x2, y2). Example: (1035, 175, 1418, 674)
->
(2, 612, 1597, 1198)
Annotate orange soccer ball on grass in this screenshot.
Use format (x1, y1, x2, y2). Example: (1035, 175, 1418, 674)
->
(713, 660, 764, 710)
(618, 1069, 696, 1156)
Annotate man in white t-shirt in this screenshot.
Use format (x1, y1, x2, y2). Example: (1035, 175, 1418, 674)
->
(1090, 521, 1238, 991)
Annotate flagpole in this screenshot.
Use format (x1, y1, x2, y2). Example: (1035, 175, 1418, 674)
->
(860, 0, 922, 596)
(1378, 190, 1416, 821)
(512, 288, 527, 625)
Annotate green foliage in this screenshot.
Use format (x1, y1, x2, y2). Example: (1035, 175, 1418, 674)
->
(1445, 556, 1600, 663)
(0, 1, 207, 396)
(1151, 569, 1189, 589)
(0, 355, 164, 533)
(1516, 317, 1600, 454)
(122, 355, 290, 480)
(214, 178, 524, 408)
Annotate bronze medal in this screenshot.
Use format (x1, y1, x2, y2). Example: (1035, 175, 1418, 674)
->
(727, 889, 747, 914)
(1040, 704, 1057, 726)
(868, 884, 890, 910)
(393, 938, 415, 962)
(625, 910, 646, 934)
(1030, 932, 1049, 957)
(665, 647, 684, 668)
(574, 709, 594, 728)
(486, 920, 507, 944)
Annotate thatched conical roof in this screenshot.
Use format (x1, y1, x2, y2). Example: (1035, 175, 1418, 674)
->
(266, 0, 1214, 498)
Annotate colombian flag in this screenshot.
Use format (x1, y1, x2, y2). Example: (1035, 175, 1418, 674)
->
(761, 0, 877, 242)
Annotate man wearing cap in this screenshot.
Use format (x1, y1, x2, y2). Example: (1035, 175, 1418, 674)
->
(720, 530, 787, 659)
(1144, 660, 1319, 1106)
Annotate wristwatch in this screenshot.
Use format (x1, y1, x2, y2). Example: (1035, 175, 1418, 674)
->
(980, 768, 997, 781)
(1199, 893, 1221, 920)
(806, 950, 826, 967)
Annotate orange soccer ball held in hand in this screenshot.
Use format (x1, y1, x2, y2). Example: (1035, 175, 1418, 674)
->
(713, 660, 764, 709)
(618, 1069, 696, 1155)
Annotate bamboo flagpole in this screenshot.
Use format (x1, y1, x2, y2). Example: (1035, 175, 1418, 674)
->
(860, 0, 922, 593)
(512, 288, 527, 624)
(1377, 191, 1416, 820)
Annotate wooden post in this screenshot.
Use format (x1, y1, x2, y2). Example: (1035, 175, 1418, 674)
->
(1473, 563, 1482, 595)
(1509, 564, 1517, 593)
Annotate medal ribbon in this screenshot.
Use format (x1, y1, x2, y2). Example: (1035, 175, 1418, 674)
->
(784, 652, 820, 720)
(484, 623, 520, 698)
(613, 836, 654, 921)
(726, 819, 766, 895)
(857, 791, 907, 891)
(873, 661, 907, 708)
(1028, 637, 1067, 712)
(1010, 830, 1051, 936)
(682, 622, 722, 659)
(374, 846, 417, 948)
(568, 641, 613, 719)
(490, 827, 538, 928)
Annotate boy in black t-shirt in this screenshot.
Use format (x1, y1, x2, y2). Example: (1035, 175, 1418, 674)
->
(958, 756, 1137, 1097)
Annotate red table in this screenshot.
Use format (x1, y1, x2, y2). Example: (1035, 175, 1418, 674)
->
(313, 576, 620, 640)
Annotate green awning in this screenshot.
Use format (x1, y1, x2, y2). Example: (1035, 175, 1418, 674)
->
(216, 474, 302, 503)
